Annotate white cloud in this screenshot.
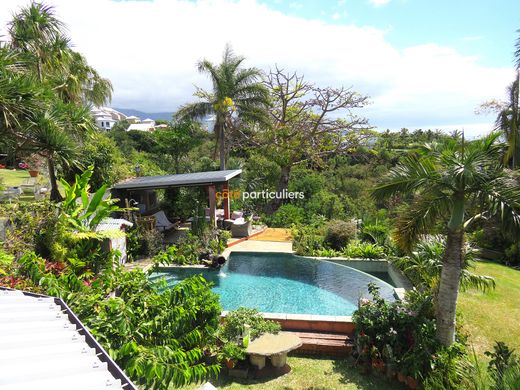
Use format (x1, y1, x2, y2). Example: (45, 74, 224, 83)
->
(368, 0, 392, 7)
(332, 12, 341, 20)
(0, 0, 514, 133)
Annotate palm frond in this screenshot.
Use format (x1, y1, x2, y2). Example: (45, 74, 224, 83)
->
(175, 102, 214, 121)
(393, 195, 449, 251)
(372, 155, 440, 200)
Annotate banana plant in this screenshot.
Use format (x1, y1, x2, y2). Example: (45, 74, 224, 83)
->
(59, 165, 122, 234)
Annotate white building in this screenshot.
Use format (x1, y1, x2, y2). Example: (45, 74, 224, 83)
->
(91, 107, 127, 131)
(126, 115, 140, 124)
(127, 123, 156, 132)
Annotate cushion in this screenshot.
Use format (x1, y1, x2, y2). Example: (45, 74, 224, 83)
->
(231, 211, 243, 220)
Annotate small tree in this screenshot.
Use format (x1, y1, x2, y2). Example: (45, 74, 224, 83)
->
(255, 67, 371, 213)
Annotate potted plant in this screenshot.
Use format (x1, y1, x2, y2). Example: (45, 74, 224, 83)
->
(382, 344, 396, 379)
(26, 154, 44, 177)
(221, 343, 246, 369)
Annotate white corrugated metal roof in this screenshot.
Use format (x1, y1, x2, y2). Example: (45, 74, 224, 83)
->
(0, 290, 126, 390)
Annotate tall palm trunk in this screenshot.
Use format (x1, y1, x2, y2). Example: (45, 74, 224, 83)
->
(47, 157, 62, 201)
(219, 125, 226, 170)
(435, 196, 464, 345)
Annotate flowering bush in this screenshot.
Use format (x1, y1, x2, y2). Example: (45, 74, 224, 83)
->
(352, 283, 439, 380)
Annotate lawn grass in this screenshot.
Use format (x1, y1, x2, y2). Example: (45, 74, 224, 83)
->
(458, 260, 520, 355)
(184, 356, 404, 390)
(0, 169, 31, 187)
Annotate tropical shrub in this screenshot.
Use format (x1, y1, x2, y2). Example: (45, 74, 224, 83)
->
(218, 307, 281, 343)
(343, 240, 386, 259)
(0, 200, 59, 258)
(70, 270, 221, 389)
(215, 308, 280, 366)
(153, 244, 197, 266)
(0, 248, 14, 276)
(485, 341, 520, 390)
(292, 224, 325, 256)
(304, 190, 345, 220)
(392, 236, 495, 292)
(324, 219, 357, 250)
(312, 248, 343, 258)
(361, 222, 390, 247)
(423, 343, 469, 390)
(267, 204, 305, 227)
(137, 227, 164, 258)
(353, 284, 441, 381)
(221, 342, 246, 362)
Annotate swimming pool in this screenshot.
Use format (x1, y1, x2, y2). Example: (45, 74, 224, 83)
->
(149, 252, 396, 316)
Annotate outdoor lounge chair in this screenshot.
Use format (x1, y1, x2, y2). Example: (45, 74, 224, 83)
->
(152, 210, 177, 232)
(231, 218, 252, 238)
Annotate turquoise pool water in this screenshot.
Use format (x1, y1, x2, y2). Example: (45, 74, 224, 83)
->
(149, 252, 396, 316)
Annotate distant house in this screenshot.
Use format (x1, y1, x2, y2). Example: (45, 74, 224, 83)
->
(127, 123, 156, 132)
(91, 107, 127, 130)
(126, 118, 157, 132)
(91, 107, 164, 132)
(142, 118, 156, 126)
(126, 115, 140, 124)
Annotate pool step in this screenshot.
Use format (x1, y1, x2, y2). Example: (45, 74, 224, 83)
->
(287, 331, 354, 356)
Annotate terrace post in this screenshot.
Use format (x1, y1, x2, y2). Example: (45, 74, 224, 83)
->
(208, 185, 217, 227)
(222, 182, 230, 220)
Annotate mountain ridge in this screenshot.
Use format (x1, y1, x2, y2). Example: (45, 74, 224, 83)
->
(114, 108, 174, 121)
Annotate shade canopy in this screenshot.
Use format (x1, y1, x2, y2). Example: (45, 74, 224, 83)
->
(113, 169, 242, 190)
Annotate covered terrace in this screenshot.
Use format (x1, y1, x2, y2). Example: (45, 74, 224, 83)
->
(111, 169, 242, 227)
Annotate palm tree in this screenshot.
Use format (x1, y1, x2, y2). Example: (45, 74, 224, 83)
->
(7, 2, 112, 200)
(31, 102, 95, 201)
(373, 132, 520, 346)
(175, 45, 269, 170)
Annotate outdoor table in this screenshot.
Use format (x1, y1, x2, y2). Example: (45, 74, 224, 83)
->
(246, 332, 302, 370)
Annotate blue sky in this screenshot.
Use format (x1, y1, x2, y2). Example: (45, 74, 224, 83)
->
(261, 0, 520, 68)
(1, 0, 517, 135)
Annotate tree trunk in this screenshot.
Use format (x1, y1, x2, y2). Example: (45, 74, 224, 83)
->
(219, 125, 226, 170)
(265, 165, 291, 214)
(435, 228, 464, 345)
(47, 157, 63, 202)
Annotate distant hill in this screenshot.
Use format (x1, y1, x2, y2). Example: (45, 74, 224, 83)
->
(114, 108, 174, 121)
(114, 108, 215, 131)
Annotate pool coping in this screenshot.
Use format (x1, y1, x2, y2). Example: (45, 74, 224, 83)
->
(221, 310, 352, 323)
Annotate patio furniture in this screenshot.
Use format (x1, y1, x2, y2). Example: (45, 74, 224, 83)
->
(230, 218, 252, 238)
(152, 210, 177, 232)
(246, 332, 302, 370)
(223, 210, 244, 229)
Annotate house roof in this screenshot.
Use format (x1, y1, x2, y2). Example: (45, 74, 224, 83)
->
(113, 169, 242, 190)
(0, 289, 136, 389)
(126, 123, 154, 132)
